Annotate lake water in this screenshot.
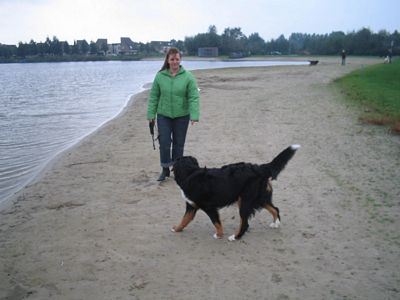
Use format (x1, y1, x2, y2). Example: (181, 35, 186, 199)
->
(0, 59, 307, 206)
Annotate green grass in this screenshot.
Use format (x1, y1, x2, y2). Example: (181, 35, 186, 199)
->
(335, 58, 400, 133)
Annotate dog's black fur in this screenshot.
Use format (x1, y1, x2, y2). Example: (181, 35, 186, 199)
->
(172, 145, 299, 240)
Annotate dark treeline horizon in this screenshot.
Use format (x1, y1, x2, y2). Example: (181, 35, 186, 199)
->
(185, 25, 399, 57)
(0, 25, 398, 58)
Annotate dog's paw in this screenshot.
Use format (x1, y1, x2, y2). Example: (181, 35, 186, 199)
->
(213, 233, 223, 239)
(228, 235, 236, 241)
(291, 144, 301, 150)
(269, 219, 281, 228)
(171, 226, 182, 232)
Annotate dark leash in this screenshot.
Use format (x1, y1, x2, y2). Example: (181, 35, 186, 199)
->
(149, 120, 159, 150)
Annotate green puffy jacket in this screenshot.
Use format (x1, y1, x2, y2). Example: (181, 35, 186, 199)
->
(147, 66, 200, 120)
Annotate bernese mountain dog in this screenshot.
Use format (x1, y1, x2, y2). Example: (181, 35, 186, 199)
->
(171, 144, 300, 241)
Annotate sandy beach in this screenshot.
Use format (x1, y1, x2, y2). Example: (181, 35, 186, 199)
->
(1, 57, 399, 300)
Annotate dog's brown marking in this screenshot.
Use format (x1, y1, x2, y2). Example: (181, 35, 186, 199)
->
(264, 204, 278, 222)
(266, 177, 272, 193)
(173, 211, 196, 232)
(214, 223, 224, 238)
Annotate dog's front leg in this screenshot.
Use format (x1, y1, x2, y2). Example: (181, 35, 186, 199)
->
(228, 217, 249, 241)
(172, 203, 198, 232)
(204, 209, 224, 239)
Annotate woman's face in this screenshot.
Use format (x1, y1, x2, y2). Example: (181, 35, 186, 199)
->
(168, 53, 181, 73)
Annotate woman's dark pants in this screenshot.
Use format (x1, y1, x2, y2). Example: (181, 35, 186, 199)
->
(157, 114, 190, 168)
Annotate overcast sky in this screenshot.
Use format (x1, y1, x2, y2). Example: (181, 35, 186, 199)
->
(0, 0, 399, 45)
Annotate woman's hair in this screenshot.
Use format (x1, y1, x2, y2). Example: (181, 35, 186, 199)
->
(160, 47, 181, 71)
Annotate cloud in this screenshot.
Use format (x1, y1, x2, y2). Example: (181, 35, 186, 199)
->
(0, 0, 399, 45)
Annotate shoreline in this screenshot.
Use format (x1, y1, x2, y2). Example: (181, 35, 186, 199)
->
(0, 55, 383, 65)
(0, 89, 146, 211)
(1, 58, 399, 299)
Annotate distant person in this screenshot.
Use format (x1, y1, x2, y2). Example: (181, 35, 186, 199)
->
(384, 55, 390, 64)
(341, 50, 346, 66)
(388, 49, 392, 63)
(147, 47, 200, 181)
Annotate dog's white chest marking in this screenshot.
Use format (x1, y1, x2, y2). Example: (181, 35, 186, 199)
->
(180, 189, 196, 207)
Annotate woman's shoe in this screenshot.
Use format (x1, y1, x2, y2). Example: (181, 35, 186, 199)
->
(157, 168, 170, 181)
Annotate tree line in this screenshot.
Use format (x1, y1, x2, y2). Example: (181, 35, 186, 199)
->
(0, 26, 398, 59)
(0, 37, 129, 58)
(185, 26, 399, 57)
(0, 36, 182, 59)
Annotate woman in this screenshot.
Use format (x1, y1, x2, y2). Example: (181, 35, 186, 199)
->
(147, 48, 200, 181)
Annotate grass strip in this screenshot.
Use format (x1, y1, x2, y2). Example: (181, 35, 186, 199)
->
(335, 58, 400, 134)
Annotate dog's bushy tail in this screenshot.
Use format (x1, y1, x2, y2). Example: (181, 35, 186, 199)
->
(264, 144, 300, 180)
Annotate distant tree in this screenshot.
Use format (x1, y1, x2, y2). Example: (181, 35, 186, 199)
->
(184, 25, 222, 55)
(208, 25, 217, 35)
(246, 33, 266, 55)
(138, 42, 151, 54)
(50, 36, 63, 55)
(36, 37, 51, 56)
(351, 28, 372, 55)
(169, 39, 185, 52)
(325, 31, 346, 55)
(36, 42, 45, 56)
(288, 33, 305, 54)
(267, 34, 289, 54)
(63, 41, 70, 55)
(28, 39, 38, 56)
(184, 36, 196, 55)
(175, 40, 184, 51)
(207, 25, 221, 48)
(390, 30, 400, 55)
(17, 42, 28, 57)
(220, 27, 247, 55)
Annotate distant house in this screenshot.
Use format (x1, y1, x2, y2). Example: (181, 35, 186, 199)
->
(150, 41, 173, 53)
(76, 40, 86, 48)
(0, 43, 17, 57)
(120, 37, 138, 55)
(59, 41, 69, 55)
(96, 39, 108, 55)
(198, 47, 218, 57)
(75, 40, 88, 54)
(109, 43, 121, 55)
